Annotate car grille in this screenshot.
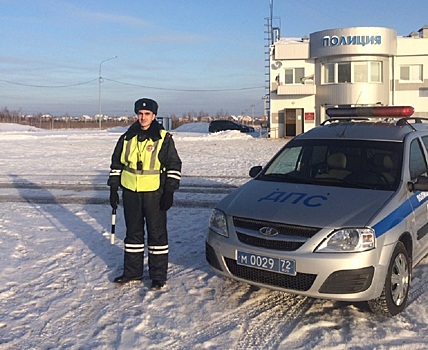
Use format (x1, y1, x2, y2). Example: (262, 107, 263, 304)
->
(225, 258, 316, 291)
(233, 216, 320, 251)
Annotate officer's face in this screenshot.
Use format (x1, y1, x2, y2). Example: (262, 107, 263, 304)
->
(137, 110, 156, 130)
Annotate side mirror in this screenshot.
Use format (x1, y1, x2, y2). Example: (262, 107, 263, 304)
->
(249, 166, 263, 178)
(407, 175, 428, 192)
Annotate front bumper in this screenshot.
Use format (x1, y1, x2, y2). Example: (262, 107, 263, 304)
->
(206, 229, 392, 301)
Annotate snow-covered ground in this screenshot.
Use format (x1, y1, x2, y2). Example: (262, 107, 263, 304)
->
(0, 122, 427, 350)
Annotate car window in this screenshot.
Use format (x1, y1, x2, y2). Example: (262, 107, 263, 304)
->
(409, 138, 428, 180)
(260, 139, 403, 190)
(265, 147, 303, 175)
(420, 136, 428, 153)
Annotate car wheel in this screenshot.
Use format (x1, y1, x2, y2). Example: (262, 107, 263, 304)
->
(367, 241, 411, 317)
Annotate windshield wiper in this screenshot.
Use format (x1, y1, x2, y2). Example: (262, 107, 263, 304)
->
(262, 173, 313, 184)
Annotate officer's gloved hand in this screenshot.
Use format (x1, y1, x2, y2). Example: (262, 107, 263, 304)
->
(160, 191, 174, 211)
(109, 187, 119, 209)
(107, 176, 120, 209)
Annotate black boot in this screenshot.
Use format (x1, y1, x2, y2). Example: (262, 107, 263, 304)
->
(150, 280, 166, 290)
(113, 275, 142, 284)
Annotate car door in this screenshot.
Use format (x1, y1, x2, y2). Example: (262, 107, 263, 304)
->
(408, 136, 428, 261)
(415, 135, 428, 258)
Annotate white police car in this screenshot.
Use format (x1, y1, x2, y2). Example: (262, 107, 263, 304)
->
(206, 106, 428, 316)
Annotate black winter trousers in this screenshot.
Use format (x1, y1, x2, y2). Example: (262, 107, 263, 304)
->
(122, 188, 168, 281)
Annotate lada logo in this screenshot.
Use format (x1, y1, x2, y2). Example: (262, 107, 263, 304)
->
(259, 227, 279, 237)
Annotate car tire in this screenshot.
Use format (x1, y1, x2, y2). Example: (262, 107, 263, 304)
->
(367, 241, 411, 317)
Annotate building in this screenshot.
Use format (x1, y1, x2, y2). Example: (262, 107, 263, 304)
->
(269, 25, 428, 138)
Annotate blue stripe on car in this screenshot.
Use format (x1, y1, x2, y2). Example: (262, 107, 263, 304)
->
(372, 191, 428, 237)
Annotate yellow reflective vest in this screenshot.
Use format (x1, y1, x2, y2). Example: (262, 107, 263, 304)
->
(120, 130, 167, 191)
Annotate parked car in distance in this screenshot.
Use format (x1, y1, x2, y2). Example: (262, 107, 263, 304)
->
(206, 105, 428, 317)
(209, 120, 255, 133)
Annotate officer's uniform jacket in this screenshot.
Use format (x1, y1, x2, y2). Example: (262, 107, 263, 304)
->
(108, 120, 182, 192)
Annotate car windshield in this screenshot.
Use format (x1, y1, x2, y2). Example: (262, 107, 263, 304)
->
(259, 139, 403, 190)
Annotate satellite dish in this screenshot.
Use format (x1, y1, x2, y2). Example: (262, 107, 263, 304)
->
(271, 61, 282, 69)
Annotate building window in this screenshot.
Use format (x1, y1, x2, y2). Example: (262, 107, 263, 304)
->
(324, 63, 335, 83)
(284, 67, 305, 84)
(370, 62, 382, 83)
(400, 65, 423, 82)
(284, 69, 293, 84)
(322, 61, 382, 84)
(354, 62, 368, 82)
(295, 68, 304, 83)
(338, 62, 351, 83)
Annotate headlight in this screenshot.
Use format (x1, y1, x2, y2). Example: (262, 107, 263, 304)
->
(315, 228, 375, 253)
(209, 209, 228, 237)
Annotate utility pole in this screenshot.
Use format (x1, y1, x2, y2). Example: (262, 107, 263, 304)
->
(98, 56, 118, 129)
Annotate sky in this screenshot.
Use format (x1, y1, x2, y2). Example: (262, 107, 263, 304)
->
(0, 0, 427, 117)
(0, 122, 427, 349)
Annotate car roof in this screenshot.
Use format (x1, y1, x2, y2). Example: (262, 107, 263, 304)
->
(211, 120, 239, 124)
(297, 118, 428, 142)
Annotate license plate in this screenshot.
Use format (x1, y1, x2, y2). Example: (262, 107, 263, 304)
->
(237, 251, 296, 276)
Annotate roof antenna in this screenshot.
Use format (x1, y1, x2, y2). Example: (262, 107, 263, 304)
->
(354, 91, 363, 105)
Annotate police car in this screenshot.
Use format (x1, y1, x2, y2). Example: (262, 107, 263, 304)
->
(206, 106, 428, 316)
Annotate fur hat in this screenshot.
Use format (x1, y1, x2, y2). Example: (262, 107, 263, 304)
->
(134, 98, 158, 115)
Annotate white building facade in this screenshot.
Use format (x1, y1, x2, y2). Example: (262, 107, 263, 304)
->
(269, 25, 428, 138)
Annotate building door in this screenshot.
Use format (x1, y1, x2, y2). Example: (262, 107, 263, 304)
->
(285, 109, 296, 136)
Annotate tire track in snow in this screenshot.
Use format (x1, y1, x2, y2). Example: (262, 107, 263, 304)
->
(408, 260, 428, 304)
(236, 294, 313, 349)
(166, 261, 312, 349)
(168, 291, 311, 349)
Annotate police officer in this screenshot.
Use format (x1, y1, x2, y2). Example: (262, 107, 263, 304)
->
(108, 98, 182, 289)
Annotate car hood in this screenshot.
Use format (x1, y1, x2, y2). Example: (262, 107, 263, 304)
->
(216, 179, 395, 228)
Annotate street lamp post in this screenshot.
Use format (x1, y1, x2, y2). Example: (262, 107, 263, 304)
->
(98, 56, 118, 129)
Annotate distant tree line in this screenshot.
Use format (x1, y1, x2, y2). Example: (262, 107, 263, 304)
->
(0, 106, 265, 130)
(0, 107, 136, 130)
